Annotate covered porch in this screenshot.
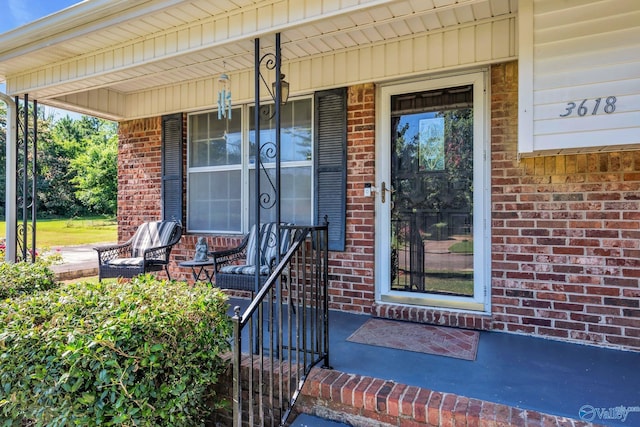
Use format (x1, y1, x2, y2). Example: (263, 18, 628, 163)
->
(229, 297, 637, 427)
(2, 0, 639, 424)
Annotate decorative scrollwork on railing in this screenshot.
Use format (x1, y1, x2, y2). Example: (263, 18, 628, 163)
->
(259, 191, 275, 210)
(258, 52, 277, 99)
(258, 51, 280, 121)
(16, 223, 33, 262)
(260, 140, 276, 162)
(259, 104, 275, 122)
(258, 141, 277, 210)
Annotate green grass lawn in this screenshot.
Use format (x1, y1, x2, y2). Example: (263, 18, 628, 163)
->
(0, 216, 117, 248)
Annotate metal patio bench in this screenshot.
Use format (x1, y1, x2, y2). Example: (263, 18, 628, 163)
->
(210, 222, 291, 293)
(94, 220, 182, 281)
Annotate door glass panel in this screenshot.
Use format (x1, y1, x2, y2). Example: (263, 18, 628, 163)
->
(390, 85, 474, 297)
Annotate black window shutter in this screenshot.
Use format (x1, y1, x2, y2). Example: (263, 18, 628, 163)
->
(161, 113, 183, 223)
(315, 88, 347, 251)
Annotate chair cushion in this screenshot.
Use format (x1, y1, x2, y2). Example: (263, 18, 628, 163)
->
(219, 264, 270, 275)
(107, 257, 144, 266)
(130, 221, 178, 257)
(263, 224, 291, 267)
(245, 223, 292, 268)
(244, 224, 260, 266)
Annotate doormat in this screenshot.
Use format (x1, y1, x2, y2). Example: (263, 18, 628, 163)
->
(347, 319, 479, 361)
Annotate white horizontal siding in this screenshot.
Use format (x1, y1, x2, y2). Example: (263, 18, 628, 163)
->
(519, 0, 640, 155)
(51, 89, 127, 121)
(124, 15, 516, 119)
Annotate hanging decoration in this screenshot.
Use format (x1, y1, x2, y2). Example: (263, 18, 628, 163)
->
(217, 73, 232, 120)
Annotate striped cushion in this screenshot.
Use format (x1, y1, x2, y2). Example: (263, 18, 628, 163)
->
(244, 224, 260, 267)
(219, 264, 270, 275)
(262, 223, 291, 267)
(258, 223, 276, 266)
(245, 223, 291, 266)
(130, 221, 177, 257)
(240, 223, 292, 275)
(107, 257, 144, 266)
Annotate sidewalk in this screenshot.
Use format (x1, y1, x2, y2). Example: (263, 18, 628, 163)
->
(47, 243, 113, 281)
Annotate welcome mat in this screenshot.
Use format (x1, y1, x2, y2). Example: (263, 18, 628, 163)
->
(347, 319, 479, 361)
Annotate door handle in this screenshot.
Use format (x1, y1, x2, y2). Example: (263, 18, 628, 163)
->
(380, 181, 394, 203)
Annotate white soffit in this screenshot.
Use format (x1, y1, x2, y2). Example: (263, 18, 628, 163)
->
(0, 0, 517, 116)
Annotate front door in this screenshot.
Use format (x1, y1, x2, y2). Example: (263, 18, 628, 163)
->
(376, 72, 490, 312)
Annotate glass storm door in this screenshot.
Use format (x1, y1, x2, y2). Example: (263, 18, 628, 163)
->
(377, 73, 489, 311)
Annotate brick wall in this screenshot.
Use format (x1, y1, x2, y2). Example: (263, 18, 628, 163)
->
(491, 61, 640, 351)
(117, 117, 163, 240)
(116, 65, 640, 351)
(328, 84, 377, 314)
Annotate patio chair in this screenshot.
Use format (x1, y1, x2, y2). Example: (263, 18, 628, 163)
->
(95, 220, 182, 281)
(210, 222, 291, 293)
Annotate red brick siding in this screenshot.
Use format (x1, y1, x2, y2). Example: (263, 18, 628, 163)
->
(491, 61, 640, 351)
(117, 117, 163, 239)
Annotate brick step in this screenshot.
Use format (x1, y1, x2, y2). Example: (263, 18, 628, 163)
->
(295, 367, 599, 427)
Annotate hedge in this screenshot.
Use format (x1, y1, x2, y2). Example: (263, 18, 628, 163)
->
(0, 275, 231, 426)
(0, 261, 58, 299)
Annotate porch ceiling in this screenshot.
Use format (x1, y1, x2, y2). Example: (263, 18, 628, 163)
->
(0, 0, 517, 119)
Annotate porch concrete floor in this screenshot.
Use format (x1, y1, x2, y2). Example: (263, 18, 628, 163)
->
(229, 297, 638, 427)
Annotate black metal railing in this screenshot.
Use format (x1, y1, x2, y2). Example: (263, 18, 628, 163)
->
(231, 224, 330, 427)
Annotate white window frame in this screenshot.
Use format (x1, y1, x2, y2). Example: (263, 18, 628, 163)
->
(187, 98, 315, 234)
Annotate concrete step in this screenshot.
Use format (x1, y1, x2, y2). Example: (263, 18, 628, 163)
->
(52, 264, 98, 281)
(289, 413, 350, 427)
(46, 243, 109, 281)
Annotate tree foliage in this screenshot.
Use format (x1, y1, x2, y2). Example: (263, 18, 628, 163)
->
(69, 120, 118, 214)
(0, 107, 117, 218)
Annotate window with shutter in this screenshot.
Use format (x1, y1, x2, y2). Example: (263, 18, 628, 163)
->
(186, 99, 312, 233)
(161, 113, 183, 223)
(184, 91, 347, 248)
(315, 88, 347, 251)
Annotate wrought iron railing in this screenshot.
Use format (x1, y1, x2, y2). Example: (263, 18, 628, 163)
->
(231, 224, 330, 427)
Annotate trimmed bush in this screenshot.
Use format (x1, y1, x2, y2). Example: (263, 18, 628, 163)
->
(0, 261, 58, 299)
(0, 275, 231, 426)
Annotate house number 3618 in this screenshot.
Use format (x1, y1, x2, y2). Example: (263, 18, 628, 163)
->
(559, 96, 617, 117)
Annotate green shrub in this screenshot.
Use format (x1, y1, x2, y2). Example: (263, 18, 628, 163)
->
(0, 261, 58, 299)
(0, 275, 231, 426)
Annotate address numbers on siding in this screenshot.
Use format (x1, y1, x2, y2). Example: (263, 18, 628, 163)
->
(559, 96, 617, 117)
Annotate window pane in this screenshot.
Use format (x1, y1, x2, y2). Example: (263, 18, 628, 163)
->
(249, 99, 312, 164)
(249, 166, 312, 224)
(189, 109, 242, 167)
(188, 170, 241, 232)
